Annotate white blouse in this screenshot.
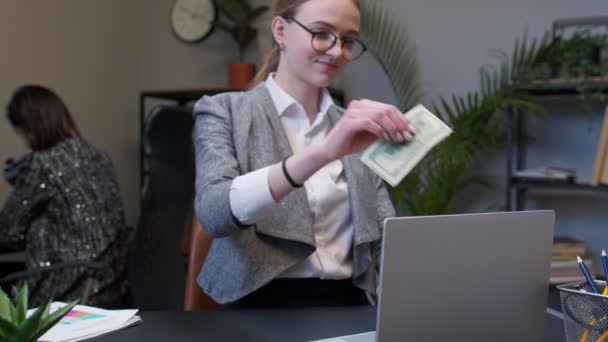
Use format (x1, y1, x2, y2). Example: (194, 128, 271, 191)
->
(228, 74, 354, 279)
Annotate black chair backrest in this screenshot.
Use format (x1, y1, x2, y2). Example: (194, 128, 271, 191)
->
(143, 105, 195, 167)
(129, 105, 195, 310)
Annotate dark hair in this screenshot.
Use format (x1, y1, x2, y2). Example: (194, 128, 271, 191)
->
(250, 0, 360, 87)
(6, 85, 81, 150)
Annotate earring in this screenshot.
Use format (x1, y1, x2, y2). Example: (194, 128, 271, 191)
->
(279, 43, 286, 52)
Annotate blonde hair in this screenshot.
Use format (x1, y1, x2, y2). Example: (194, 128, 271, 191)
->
(250, 0, 360, 87)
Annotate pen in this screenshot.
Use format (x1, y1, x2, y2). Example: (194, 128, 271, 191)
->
(578, 256, 599, 294)
(602, 250, 608, 296)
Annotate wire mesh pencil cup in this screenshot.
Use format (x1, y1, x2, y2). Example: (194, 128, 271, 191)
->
(558, 281, 608, 342)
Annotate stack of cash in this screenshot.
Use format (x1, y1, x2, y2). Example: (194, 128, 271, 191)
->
(361, 104, 453, 187)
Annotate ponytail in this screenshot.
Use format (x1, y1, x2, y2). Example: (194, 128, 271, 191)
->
(250, 45, 280, 88)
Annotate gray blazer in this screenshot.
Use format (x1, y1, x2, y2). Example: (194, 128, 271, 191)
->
(192, 83, 396, 304)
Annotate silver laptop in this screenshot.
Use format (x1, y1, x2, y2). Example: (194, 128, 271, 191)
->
(316, 210, 555, 342)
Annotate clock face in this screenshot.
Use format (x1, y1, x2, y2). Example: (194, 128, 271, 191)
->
(171, 0, 216, 43)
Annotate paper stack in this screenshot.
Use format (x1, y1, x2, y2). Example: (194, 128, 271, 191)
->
(512, 166, 576, 184)
(27, 302, 141, 342)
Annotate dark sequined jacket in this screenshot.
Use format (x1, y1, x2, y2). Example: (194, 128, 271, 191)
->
(0, 139, 129, 307)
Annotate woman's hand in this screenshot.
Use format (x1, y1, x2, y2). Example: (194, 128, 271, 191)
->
(320, 99, 416, 162)
(267, 100, 416, 202)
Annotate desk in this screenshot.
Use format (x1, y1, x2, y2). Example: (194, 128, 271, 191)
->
(90, 306, 566, 342)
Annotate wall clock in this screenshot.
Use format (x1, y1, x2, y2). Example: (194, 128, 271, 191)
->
(171, 0, 217, 43)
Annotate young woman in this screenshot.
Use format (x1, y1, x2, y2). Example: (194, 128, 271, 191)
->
(0, 85, 129, 308)
(193, 0, 415, 308)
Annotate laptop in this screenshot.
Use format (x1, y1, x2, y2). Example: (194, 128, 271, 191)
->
(313, 210, 555, 342)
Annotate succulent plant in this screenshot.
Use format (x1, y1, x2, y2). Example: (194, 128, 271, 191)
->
(0, 283, 77, 342)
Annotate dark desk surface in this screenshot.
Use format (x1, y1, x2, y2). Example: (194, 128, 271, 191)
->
(91, 306, 566, 342)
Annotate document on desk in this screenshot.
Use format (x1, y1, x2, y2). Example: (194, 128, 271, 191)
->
(360, 104, 453, 187)
(27, 302, 141, 342)
(310, 331, 375, 342)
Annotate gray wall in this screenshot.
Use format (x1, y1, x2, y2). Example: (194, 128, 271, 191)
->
(342, 0, 608, 263)
(1, 1, 606, 261)
(0, 1, 139, 223)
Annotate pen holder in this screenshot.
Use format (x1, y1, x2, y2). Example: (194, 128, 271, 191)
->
(558, 281, 608, 342)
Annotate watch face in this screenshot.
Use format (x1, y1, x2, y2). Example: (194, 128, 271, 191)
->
(171, 0, 216, 43)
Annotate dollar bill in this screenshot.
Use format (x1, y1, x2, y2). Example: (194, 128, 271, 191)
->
(360, 104, 453, 187)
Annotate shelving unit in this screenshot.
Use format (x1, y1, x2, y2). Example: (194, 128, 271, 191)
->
(505, 77, 608, 211)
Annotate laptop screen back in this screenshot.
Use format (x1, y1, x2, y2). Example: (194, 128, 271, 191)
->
(376, 210, 554, 342)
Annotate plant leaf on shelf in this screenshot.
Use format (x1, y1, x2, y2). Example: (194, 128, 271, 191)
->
(360, 3, 604, 215)
(215, 0, 246, 22)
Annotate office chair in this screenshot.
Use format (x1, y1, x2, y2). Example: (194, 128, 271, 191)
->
(0, 260, 103, 305)
(183, 215, 220, 311)
(128, 105, 195, 310)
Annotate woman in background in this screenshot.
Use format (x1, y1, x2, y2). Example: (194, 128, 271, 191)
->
(0, 85, 129, 307)
(193, 0, 414, 307)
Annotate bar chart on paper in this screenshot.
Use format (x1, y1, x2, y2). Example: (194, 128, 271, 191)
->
(59, 309, 105, 325)
(27, 302, 140, 342)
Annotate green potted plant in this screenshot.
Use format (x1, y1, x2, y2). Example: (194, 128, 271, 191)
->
(0, 283, 77, 342)
(549, 30, 607, 79)
(359, 0, 549, 215)
(361, 0, 607, 215)
(214, 0, 269, 88)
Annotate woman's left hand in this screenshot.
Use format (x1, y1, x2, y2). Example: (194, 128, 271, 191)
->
(319, 99, 415, 162)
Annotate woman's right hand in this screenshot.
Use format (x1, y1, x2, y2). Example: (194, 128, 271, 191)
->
(320, 99, 416, 162)
(268, 100, 416, 202)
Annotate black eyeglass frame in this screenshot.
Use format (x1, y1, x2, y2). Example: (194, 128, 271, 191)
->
(282, 16, 367, 61)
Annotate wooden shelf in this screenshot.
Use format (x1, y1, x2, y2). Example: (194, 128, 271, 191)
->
(511, 178, 608, 192)
(510, 76, 608, 95)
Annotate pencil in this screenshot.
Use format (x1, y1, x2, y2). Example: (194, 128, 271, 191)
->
(578, 256, 599, 294)
(602, 250, 608, 295)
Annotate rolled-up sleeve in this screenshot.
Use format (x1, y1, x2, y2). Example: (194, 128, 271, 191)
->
(229, 166, 277, 225)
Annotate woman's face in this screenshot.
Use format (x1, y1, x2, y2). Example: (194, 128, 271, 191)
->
(275, 0, 361, 88)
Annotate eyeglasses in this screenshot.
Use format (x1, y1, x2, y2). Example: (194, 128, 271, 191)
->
(282, 16, 367, 61)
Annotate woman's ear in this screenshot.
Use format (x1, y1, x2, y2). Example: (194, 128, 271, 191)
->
(271, 16, 287, 46)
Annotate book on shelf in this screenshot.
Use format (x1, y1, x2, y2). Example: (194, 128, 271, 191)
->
(551, 258, 593, 269)
(550, 265, 598, 285)
(27, 302, 141, 342)
(552, 253, 588, 261)
(591, 105, 608, 186)
(512, 167, 575, 184)
(553, 236, 586, 249)
(549, 236, 595, 284)
(552, 236, 587, 259)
